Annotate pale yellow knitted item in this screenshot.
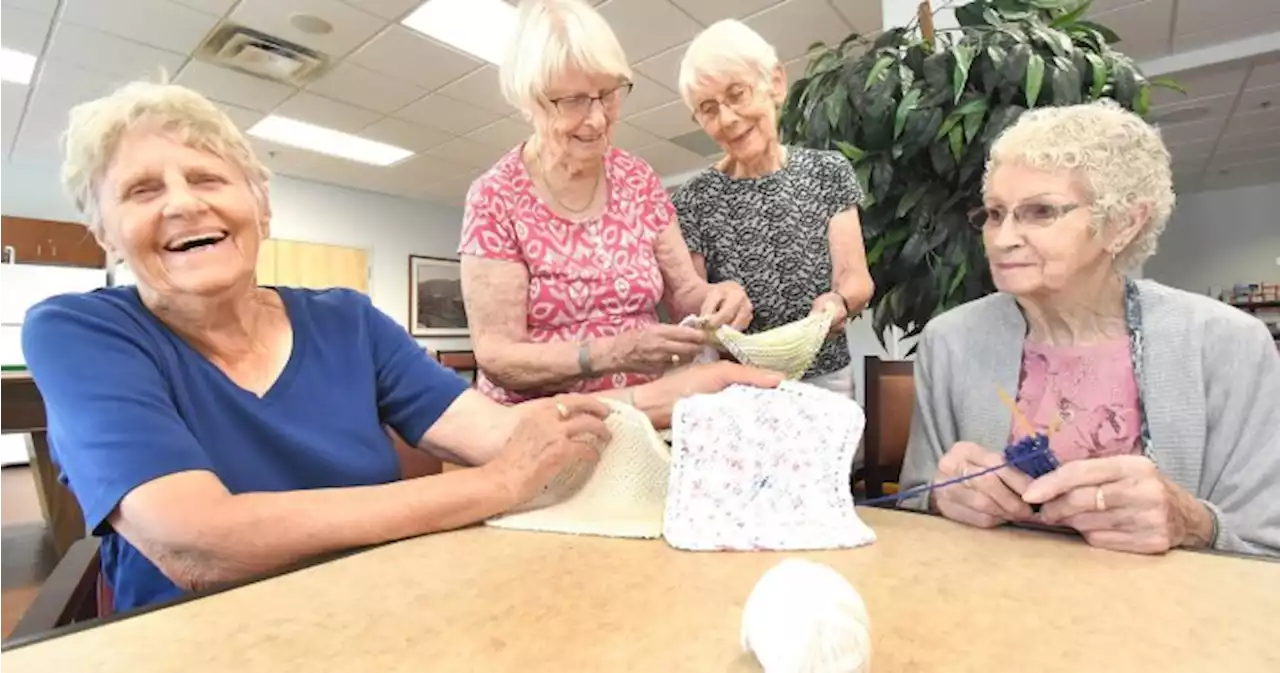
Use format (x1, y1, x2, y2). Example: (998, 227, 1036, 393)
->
(485, 399, 671, 539)
(703, 307, 836, 380)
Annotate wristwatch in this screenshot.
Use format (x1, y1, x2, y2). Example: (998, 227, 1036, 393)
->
(577, 341, 595, 375)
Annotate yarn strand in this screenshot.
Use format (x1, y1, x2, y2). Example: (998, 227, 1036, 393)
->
(856, 434, 1057, 507)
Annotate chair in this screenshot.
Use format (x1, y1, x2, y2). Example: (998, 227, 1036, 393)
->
(861, 356, 915, 499)
(8, 537, 105, 641)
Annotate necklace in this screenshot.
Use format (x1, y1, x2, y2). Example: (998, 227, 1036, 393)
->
(534, 149, 603, 215)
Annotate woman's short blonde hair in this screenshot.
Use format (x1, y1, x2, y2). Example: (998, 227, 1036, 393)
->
(678, 19, 779, 108)
(61, 78, 270, 237)
(499, 0, 632, 116)
(986, 99, 1175, 272)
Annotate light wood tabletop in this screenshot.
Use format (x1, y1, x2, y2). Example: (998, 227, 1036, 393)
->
(3, 507, 1277, 672)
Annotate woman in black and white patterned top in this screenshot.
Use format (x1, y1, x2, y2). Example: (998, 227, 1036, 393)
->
(670, 19, 874, 399)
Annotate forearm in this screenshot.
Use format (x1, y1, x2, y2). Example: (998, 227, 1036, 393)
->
(833, 272, 874, 314)
(477, 336, 621, 392)
(139, 468, 517, 590)
(665, 281, 707, 319)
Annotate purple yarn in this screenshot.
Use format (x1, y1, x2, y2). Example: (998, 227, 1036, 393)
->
(857, 433, 1058, 507)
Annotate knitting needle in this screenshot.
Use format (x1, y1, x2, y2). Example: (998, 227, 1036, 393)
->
(997, 386, 1037, 438)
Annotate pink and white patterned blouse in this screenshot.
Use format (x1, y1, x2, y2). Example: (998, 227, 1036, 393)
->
(458, 145, 674, 404)
(1012, 339, 1143, 463)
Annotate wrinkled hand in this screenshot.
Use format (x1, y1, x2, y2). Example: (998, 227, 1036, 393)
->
(611, 324, 709, 373)
(1024, 455, 1215, 554)
(933, 441, 1034, 528)
(809, 293, 849, 334)
(700, 281, 752, 331)
(487, 395, 612, 507)
(635, 361, 783, 429)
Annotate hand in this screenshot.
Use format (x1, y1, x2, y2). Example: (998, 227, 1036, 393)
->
(609, 325, 708, 373)
(809, 293, 849, 334)
(700, 281, 752, 330)
(631, 361, 784, 429)
(933, 441, 1035, 528)
(1023, 456, 1215, 554)
(486, 395, 612, 507)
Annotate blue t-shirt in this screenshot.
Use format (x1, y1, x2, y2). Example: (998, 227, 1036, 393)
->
(21, 286, 469, 612)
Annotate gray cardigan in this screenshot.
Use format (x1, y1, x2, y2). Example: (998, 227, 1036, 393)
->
(898, 279, 1280, 557)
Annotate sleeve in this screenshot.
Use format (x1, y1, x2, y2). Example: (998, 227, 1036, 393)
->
(21, 297, 216, 535)
(825, 152, 864, 214)
(363, 296, 470, 447)
(638, 156, 678, 235)
(897, 326, 958, 511)
(670, 181, 706, 257)
(1198, 316, 1280, 556)
(457, 175, 522, 262)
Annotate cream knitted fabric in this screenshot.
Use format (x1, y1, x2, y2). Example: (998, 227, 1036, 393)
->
(485, 399, 671, 539)
(684, 309, 836, 380)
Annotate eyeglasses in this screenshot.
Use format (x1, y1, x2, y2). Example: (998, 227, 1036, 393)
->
(692, 83, 757, 125)
(547, 82, 633, 119)
(968, 202, 1084, 230)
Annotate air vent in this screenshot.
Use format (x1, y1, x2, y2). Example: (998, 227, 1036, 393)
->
(195, 23, 328, 87)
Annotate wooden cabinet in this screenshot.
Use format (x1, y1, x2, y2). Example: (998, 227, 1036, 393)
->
(257, 239, 369, 294)
(1, 216, 106, 269)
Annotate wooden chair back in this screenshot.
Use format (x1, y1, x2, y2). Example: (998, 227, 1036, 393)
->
(862, 356, 915, 498)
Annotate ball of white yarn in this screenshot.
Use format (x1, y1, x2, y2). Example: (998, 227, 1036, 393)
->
(741, 559, 872, 673)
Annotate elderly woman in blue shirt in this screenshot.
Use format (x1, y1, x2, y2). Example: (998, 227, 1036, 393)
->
(22, 80, 781, 613)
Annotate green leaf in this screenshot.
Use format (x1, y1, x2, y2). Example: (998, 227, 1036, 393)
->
(1031, 25, 1070, 58)
(947, 259, 969, 298)
(871, 156, 895, 200)
(1135, 85, 1151, 117)
(948, 124, 965, 161)
(1004, 43, 1032, 86)
(864, 55, 894, 91)
(1113, 61, 1138, 108)
(1148, 76, 1187, 94)
(1084, 52, 1107, 99)
(873, 28, 906, 51)
(1075, 20, 1120, 43)
(952, 44, 976, 103)
(834, 140, 866, 162)
(825, 80, 848, 128)
(1025, 52, 1045, 106)
(923, 52, 951, 92)
(894, 88, 922, 139)
(936, 111, 963, 141)
(954, 97, 990, 117)
(896, 183, 929, 218)
(982, 104, 1027, 145)
(1051, 0, 1093, 27)
(955, 2, 990, 27)
(963, 105, 985, 142)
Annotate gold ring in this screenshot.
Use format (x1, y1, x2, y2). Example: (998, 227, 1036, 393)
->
(554, 400, 569, 420)
(671, 354, 680, 365)
(1095, 486, 1106, 512)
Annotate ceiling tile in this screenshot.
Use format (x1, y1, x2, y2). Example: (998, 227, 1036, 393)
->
(171, 0, 237, 16)
(11, 61, 120, 161)
(273, 91, 382, 132)
(44, 22, 186, 81)
(1222, 106, 1280, 137)
(347, 25, 482, 91)
(635, 44, 688, 94)
(1, 0, 58, 23)
(600, 0, 702, 62)
(377, 153, 463, 189)
(1089, 0, 1173, 61)
(1174, 0, 1276, 32)
(621, 71, 679, 117)
(1215, 126, 1280, 152)
(668, 0, 781, 26)
(1235, 83, 1280, 117)
(1088, 0, 1149, 13)
(342, 0, 422, 20)
(1150, 64, 1247, 108)
(359, 116, 453, 151)
(633, 140, 708, 176)
(306, 61, 426, 114)
(1166, 137, 1214, 160)
(744, 0, 854, 63)
(1171, 10, 1280, 52)
(1149, 92, 1236, 126)
(419, 176, 474, 208)
(175, 61, 296, 112)
(212, 100, 264, 129)
(425, 137, 510, 170)
(626, 100, 700, 138)
(464, 116, 532, 150)
(1, 6, 54, 55)
(1245, 54, 1280, 90)
(1156, 117, 1225, 145)
(826, 0, 884, 33)
(393, 93, 504, 135)
(611, 120, 663, 152)
(1, 82, 28, 151)
(61, 0, 220, 54)
(1210, 146, 1280, 171)
(436, 65, 514, 115)
(229, 0, 387, 58)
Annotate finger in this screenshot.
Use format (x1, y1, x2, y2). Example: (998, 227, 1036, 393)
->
(553, 394, 612, 421)
(968, 469, 1033, 520)
(1038, 484, 1125, 523)
(939, 488, 1008, 528)
(1023, 456, 1148, 504)
(705, 303, 738, 329)
(1058, 510, 1128, 533)
(1081, 529, 1170, 555)
(698, 291, 727, 318)
(660, 341, 708, 360)
(992, 464, 1033, 496)
(719, 363, 784, 389)
(731, 304, 753, 331)
(561, 416, 612, 445)
(651, 325, 709, 344)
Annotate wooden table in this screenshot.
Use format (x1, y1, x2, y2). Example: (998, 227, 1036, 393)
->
(1, 371, 85, 557)
(3, 508, 1277, 672)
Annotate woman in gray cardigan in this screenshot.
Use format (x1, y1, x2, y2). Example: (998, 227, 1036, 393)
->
(899, 100, 1279, 557)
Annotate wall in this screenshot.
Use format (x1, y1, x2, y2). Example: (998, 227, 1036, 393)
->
(0, 158, 472, 354)
(1144, 181, 1280, 294)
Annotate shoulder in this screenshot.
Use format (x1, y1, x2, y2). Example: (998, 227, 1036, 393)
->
(922, 291, 1018, 342)
(669, 168, 722, 212)
(607, 147, 661, 182)
(24, 287, 151, 343)
(790, 147, 851, 175)
(466, 147, 525, 205)
(1135, 279, 1274, 347)
(276, 286, 375, 325)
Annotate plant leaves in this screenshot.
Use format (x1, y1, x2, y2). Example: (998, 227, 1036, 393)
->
(956, 2, 989, 27)
(1135, 84, 1151, 117)
(896, 183, 929, 218)
(1148, 76, 1187, 94)
(923, 51, 951, 92)
(1113, 60, 1138, 108)
(873, 28, 907, 51)
(982, 104, 1027, 145)
(864, 55, 894, 91)
(948, 123, 965, 161)
(1084, 52, 1107, 99)
(1051, 0, 1094, 27)
(1025, 52, 1045, 106)
(894, 87, 922, 139)
(1075, 19, 1120, 43)
(936, 111, 963, 141)
(963, 104, 985, 142)
(834, 140, 866, 162)
(826, 80, 848, 128)
(952, 44, 976, 103)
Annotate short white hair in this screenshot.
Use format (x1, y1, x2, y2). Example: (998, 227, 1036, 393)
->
(61, 78, 270, 237)
(499, 0, 632, 116)
(986, 99, 1175, 272)
(678, 19, 779, 108)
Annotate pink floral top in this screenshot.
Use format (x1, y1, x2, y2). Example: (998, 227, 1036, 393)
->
(458, 146, 674, 404)
(1012, 339, 1143, 462)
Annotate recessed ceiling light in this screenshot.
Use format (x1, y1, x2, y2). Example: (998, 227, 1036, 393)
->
(0, 48, 37, 85)
(402, 0, 516, 65)
(247, 116, 413, 166)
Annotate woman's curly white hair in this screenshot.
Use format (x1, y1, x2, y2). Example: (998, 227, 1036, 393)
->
(985, 99, 1175, 272)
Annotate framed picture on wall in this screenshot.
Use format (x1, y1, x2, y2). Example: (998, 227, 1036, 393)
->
(409, 255, 469, 337)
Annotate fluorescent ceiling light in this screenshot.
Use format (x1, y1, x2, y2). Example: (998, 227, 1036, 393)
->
(247, 116, 413, 166)
(402, 0, 516, 65)
(0, 48, 37, 85)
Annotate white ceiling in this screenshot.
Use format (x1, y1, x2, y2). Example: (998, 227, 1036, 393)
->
(1, 0, 1278, 207)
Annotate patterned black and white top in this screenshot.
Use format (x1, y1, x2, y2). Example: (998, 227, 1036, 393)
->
(671, 147, 863, 379)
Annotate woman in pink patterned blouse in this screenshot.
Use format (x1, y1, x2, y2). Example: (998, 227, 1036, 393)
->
(459, 0, 752, 406)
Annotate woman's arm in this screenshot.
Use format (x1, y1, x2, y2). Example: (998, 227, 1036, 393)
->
(829, 208, 875, 315)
